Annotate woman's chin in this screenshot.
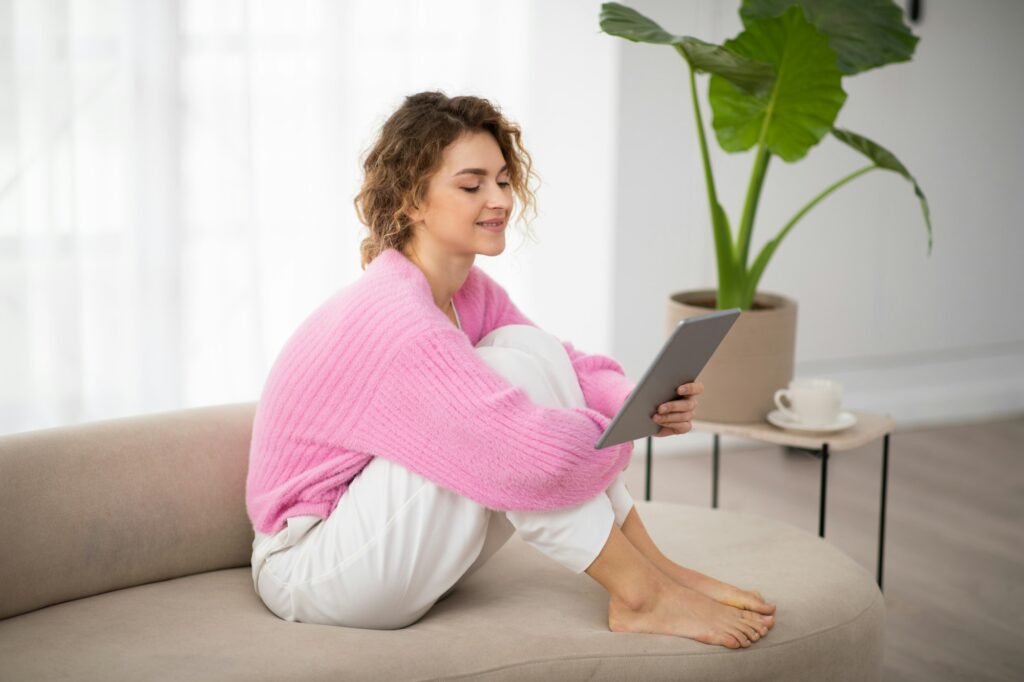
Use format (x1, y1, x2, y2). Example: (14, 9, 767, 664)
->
(477, 237, 506, 256)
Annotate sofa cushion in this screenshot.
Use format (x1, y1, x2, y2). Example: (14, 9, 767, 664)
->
(0, 502, 884, 681)
(0, 403, 258, 620)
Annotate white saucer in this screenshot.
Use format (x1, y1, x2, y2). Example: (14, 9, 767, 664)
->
(766, 409, 857, 433)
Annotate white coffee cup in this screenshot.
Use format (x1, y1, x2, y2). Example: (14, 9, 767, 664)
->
(773, 378, 842, 427)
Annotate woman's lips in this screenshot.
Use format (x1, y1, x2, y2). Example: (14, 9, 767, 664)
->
(476, 220, 506, 231)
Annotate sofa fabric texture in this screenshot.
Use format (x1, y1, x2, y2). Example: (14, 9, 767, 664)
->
(0, 403, 885, 681)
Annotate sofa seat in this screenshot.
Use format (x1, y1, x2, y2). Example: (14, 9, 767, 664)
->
(0, 502, 884, 681)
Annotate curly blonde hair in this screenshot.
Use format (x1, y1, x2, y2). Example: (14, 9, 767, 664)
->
(354, 91, 539, 270)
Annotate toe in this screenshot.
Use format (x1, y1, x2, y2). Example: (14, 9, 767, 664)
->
(717, 632, 741, 649)
(742, 609, 772, 632)
(734, 628, 752, 648)
(748, 593, 776, 615)
(742, 613, 769, 635)
(737, 620, 760, 643)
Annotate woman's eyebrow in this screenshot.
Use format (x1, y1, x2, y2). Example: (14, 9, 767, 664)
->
(453, 164, 508, 177)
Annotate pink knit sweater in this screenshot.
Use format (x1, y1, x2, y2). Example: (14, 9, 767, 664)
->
(246, 247, 637, 535)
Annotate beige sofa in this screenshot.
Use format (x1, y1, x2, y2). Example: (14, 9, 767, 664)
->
(0, 403, 885, 681)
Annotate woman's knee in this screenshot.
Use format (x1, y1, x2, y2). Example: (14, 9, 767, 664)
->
(474, 325, 584, 409)
(478, 323, 560, 350)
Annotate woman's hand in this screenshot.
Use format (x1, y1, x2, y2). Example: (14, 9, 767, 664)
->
(651, 381, 704, 438)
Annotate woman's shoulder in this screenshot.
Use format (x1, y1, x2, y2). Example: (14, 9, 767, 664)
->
(280, 265, 429, 351)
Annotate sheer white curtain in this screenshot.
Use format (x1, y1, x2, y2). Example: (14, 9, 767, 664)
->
(0, 0, 555, 434)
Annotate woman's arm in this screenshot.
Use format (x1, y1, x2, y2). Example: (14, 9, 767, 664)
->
(345, 325, 634, 513)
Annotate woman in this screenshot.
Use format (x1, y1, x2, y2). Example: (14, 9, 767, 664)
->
(246, 91, 776, 649)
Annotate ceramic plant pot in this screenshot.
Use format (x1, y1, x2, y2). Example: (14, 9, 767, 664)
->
(665, 289, 798, 424)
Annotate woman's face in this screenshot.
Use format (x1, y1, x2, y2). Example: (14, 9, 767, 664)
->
(406, 130, 513, 258)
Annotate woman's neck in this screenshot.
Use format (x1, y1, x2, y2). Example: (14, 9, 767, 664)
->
(401, 242, 473, 313)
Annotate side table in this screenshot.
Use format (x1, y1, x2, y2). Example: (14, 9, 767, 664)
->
(642, 409, 895, 590)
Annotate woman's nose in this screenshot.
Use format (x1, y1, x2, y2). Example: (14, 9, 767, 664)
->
(486, 182, 512, 209)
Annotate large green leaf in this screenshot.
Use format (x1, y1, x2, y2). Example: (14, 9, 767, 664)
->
(709, 5, 846, 162)
(741, 0, 918, 75)
(832, 128, 933, 254)
(599, 2, 775, 95)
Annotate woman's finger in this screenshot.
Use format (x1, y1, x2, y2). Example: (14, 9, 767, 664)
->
(653, 422, 692, 437)
(660, 398, 698, 413)
(655, 411, 694, 425)
(678, 381, 705, 396)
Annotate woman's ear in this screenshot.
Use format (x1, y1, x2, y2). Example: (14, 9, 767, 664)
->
(406, 194, 430, 225)
(406, 203, 423, 224)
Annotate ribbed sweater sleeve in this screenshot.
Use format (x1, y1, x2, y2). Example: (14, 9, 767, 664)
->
(245, 249, 642, 536)
(346, 325, 635, 513)
(482, 273, 637, 421)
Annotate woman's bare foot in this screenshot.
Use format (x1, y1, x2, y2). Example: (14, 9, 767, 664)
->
(585, 519, 774, 648)
(690, 575, 776, 616)
(655, 560, 777, 617)
(618, 506, 777, 618)
(608, 574, 773, 649)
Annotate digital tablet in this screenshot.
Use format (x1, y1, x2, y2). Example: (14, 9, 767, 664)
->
(595, 308, 741, 449)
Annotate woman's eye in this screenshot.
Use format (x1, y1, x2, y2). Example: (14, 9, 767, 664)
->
(461, 181, 510, 193)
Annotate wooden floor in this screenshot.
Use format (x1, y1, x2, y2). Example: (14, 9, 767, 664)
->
(622, 414, 1024, 682)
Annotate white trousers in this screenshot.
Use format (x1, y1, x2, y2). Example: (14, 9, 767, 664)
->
(250, 324, 636, 629)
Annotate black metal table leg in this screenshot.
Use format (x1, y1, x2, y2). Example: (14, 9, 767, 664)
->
(712, 433, 720, 509)
(818, 442, 829, 537)
(645, 436, 652, 502)
(877, 433, 890, 591)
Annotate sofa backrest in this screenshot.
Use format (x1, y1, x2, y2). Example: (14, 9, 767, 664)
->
(0, 402, 258, 620)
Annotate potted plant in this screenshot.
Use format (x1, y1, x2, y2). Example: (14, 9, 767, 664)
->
(600, 0, 933, 423)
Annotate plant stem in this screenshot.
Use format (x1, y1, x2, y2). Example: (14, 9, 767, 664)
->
(685, 63, 737, 305)
(740, 163, 877, 307)
(689, 67, 719, 216)
(734, 43, 785, 283)
(776, 164, 875, 244)
(736, 144, 771, 270)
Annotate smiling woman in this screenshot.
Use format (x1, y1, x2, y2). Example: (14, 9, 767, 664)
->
(246, 91, 775, 649)
(406, 131, 514, 249)
(354, 91, 539, 273)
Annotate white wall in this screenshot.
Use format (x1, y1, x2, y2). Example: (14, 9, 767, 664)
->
(609, 0, 1024, 454)
(483, 0, 621, 359)
(5, 0, 1021, 439)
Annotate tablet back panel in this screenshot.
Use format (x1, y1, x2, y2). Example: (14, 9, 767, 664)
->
(596, 309, 740, 449)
